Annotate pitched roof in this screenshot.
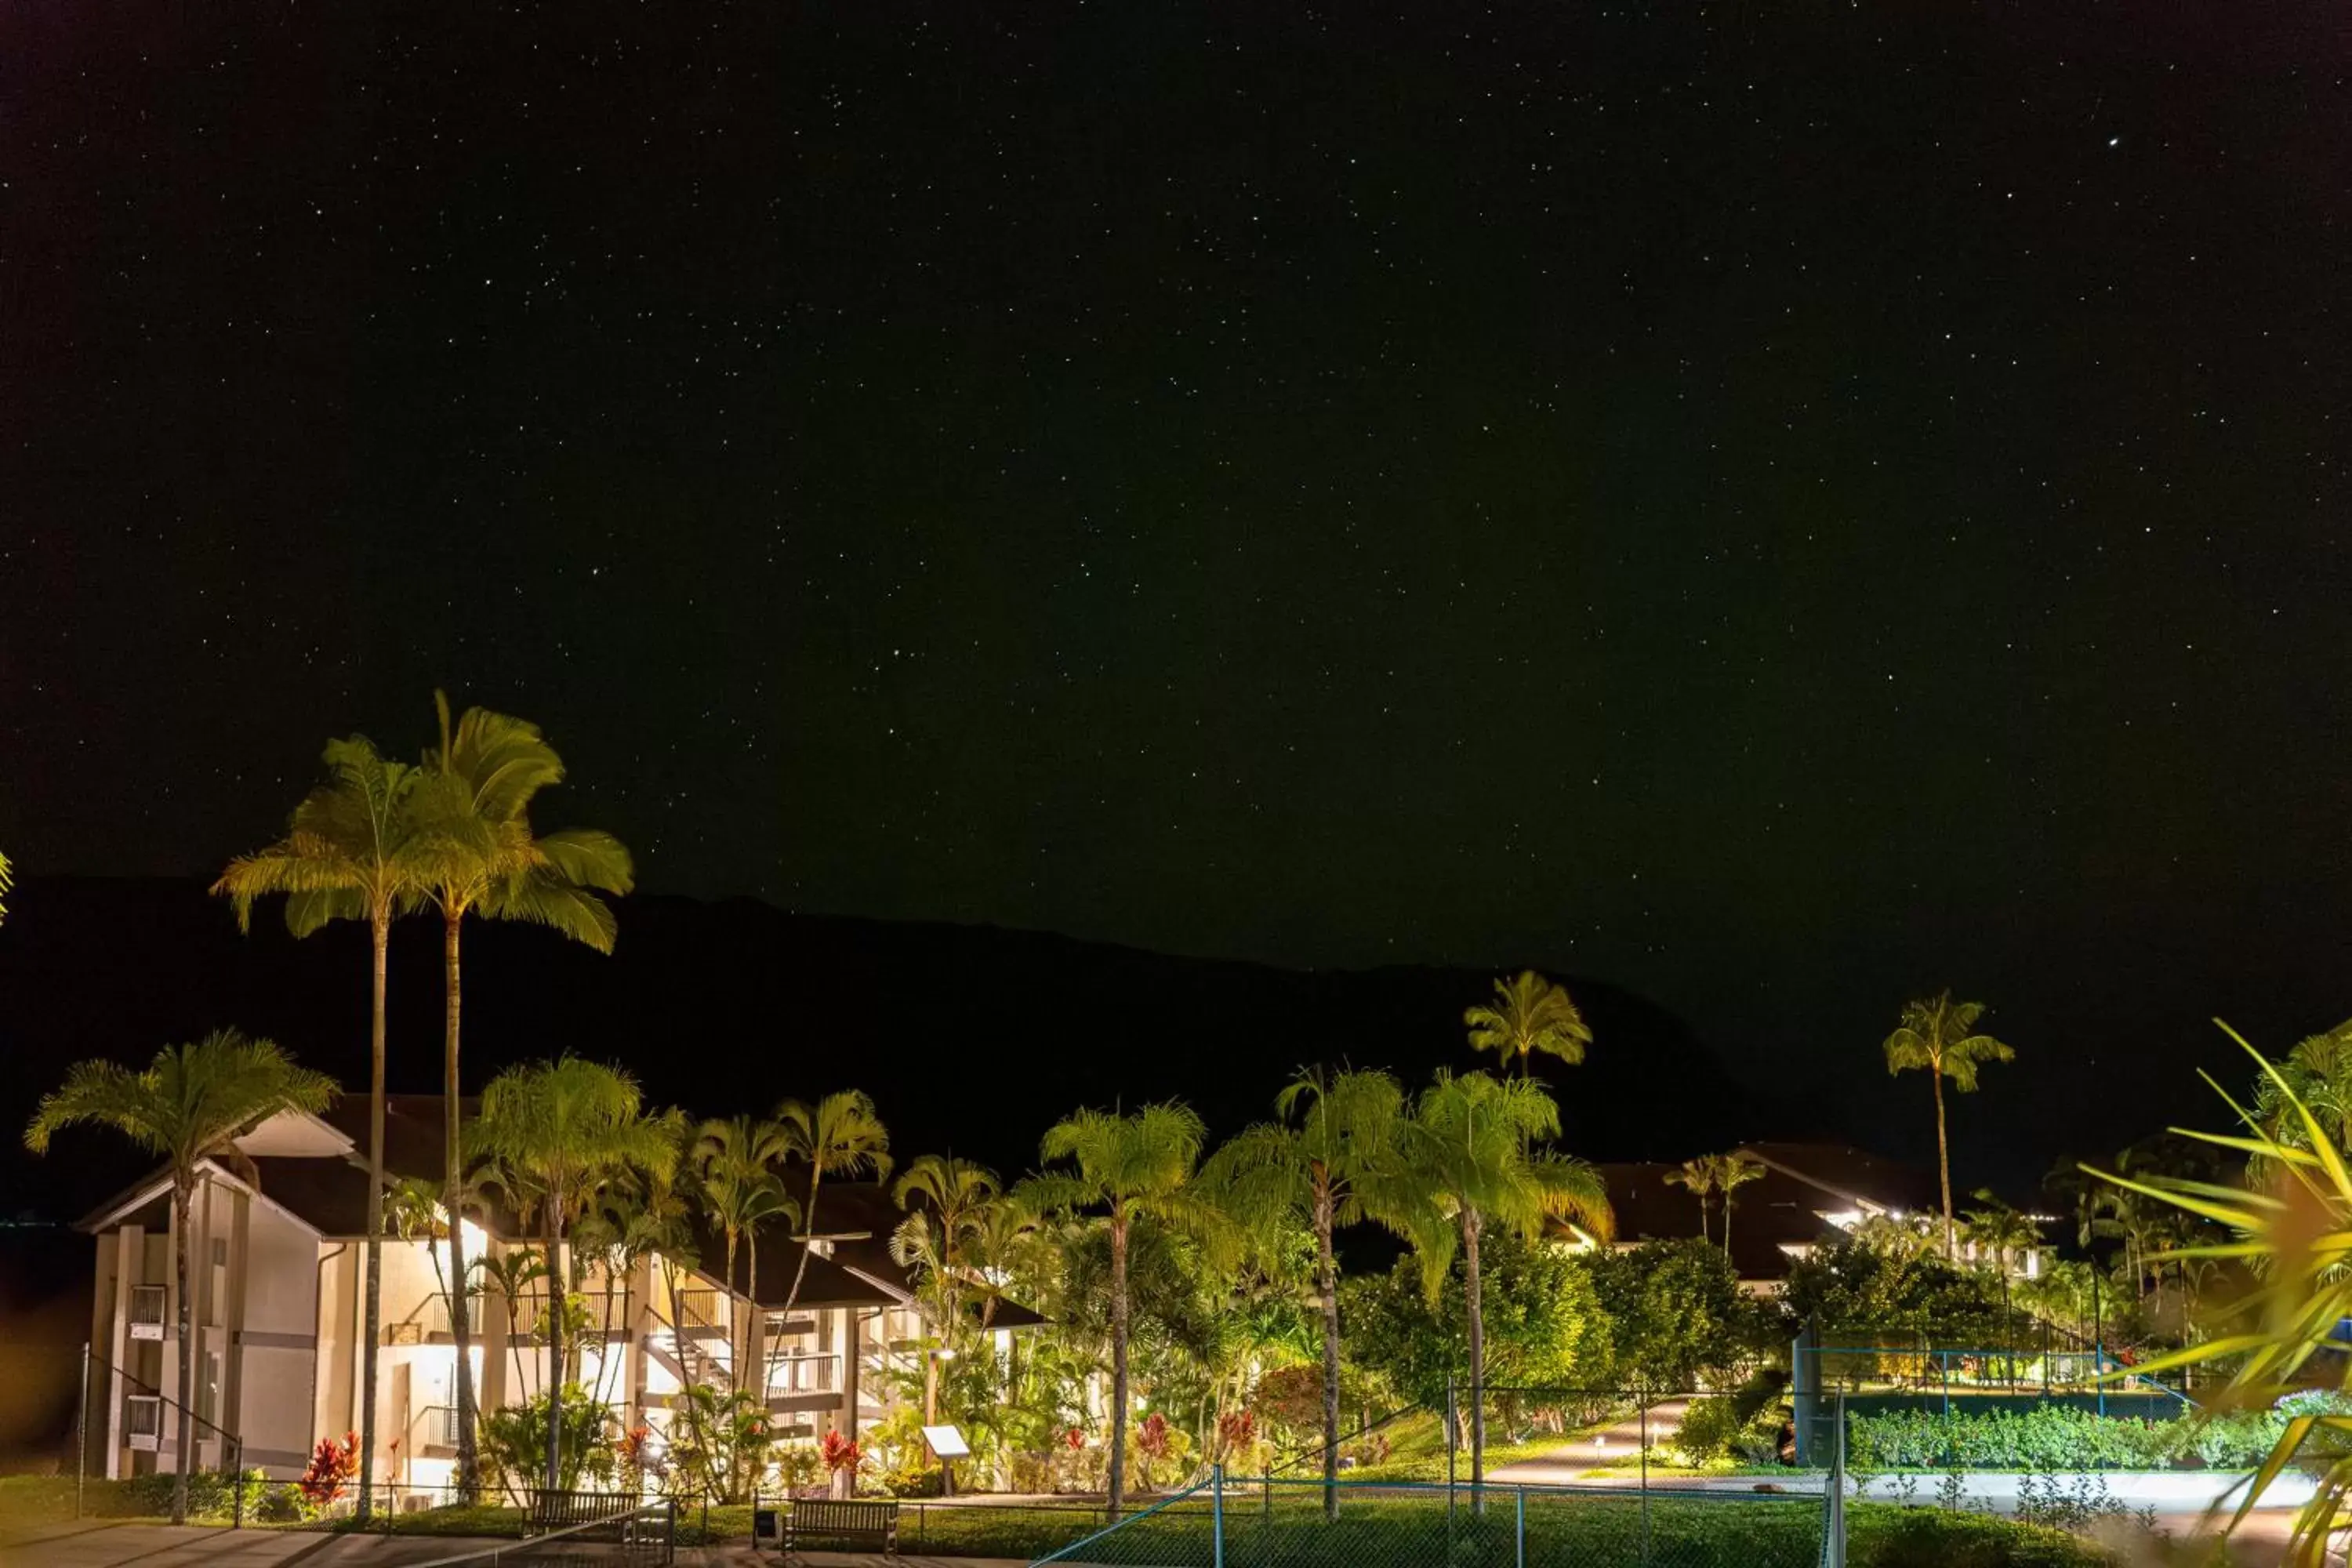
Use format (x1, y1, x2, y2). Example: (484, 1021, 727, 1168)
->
(1595, 1145, 1940, 1281)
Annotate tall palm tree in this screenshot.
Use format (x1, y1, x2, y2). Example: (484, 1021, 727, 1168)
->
(1713, 1152, 1765, 1262)
(1204, 1067, 1412, 1515)
(1463, 970, 1593, 1080)
(25, 1031, 336, 1523)
(1664, 1159, 1715, 1243)
(1399, 1070, 1612, 1491)
(213, 735, 441, 1521)
(1016, 1103, 1237, 1519)
(767, 1091, 891, 1393)
(471, 1058, 680, 1491)
(693, 1115, 796, 1372)
(772, 1091, 892, 1316)
(415, 692, 634, 1499)
(1882, 989, 2015, 1259)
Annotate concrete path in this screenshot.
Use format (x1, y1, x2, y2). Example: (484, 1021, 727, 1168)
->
(0, 1526, 1029, 1568)
(1486, 1399, 1689, 1487)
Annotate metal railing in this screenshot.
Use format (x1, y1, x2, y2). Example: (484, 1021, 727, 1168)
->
(74, 1343, 248, 1526)
(128, 1285, 167, 1339)
(1011, 1468, 1832, 1568)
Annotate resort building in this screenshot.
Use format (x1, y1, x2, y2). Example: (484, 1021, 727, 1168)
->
(1595, 1142, 2044, 1291)
(74, 1094, 1036, 1500)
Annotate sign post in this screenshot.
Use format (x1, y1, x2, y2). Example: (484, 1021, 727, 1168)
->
(922, 1424, 971, 1497)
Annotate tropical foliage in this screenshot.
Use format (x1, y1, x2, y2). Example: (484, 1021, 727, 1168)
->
(24, 1031, 336, 1524)
(1463, 969, 1592, 1080)
(1880, 990, 2015, 1258)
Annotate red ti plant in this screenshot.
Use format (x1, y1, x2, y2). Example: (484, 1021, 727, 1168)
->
(300, 1432, 361, 1508)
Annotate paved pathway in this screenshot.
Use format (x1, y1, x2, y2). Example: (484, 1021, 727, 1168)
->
(1486, 1399, 1690, 1487)
(0, 1525, 1032, 1568)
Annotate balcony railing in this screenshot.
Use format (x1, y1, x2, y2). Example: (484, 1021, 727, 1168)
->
(125, 1394, 161, 1448)
(672, 1287, 726, 1333)
(764, 1351, 840, 1396)
(416, 1404, 463, 1450)
(129, 1285, 166, 1341)
(506, 1289, 630, 1338)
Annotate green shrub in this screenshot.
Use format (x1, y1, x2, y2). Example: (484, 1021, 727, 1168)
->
(114, 1468, 268, 1521)
(1848, 1503, 2111, 1567)
(1846, 1404, 2283, 1472)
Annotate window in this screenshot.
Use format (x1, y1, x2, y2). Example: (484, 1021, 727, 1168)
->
(198, 1352, 220, 1425)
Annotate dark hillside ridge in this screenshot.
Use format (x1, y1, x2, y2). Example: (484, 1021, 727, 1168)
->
(0, 877, 1825, 1219)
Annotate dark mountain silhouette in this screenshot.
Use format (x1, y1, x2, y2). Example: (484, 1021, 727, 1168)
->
(0, 876, 1824, 1221)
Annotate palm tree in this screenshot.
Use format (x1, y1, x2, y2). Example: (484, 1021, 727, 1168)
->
(213, 735, 442, 1521)
(892, 1154, 1001, 1340)
(2250, 1021, 2352, 1167)
(693, 1114, 795, 1364)
(1714, 1153, 1765, 1262)
(1881, 990, 2015, 1259)
(1016, 1103, 1236, 1519)
(1463, 970, 1593, 1080)
(1399, 1070, 1612, 1492)
(415, 692, 634, 1500)
(766, 1091, 891, 1394)
(1204, 1067, 1411, 1515)
(471, 1058, 680, 1492)
(1664, 1159, 1715, 1243)
(772, 1091, 892, 1316)
(24, 1031, 336, 1523)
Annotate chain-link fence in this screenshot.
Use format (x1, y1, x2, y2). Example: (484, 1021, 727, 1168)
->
(1029, 1471, 1833, 1568)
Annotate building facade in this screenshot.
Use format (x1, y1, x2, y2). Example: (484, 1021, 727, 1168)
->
(78, 1095, 1029, 1500)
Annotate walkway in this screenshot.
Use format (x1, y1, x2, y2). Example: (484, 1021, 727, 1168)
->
(1487, 1399, 1689, 1487)
(0, 1523, 1027, 1568)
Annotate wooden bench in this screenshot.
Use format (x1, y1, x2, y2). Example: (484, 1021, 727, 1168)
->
(527, 1490, 640, 1535)
(785, 1497, 900, 1559)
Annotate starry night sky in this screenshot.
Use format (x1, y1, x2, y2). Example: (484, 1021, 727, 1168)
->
(4, 2, 2348, 1158)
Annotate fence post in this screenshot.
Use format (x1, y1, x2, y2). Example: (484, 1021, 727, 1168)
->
(1515, 1486, 1526, 1568)
(1639, 1396, 1651, 1568)
(75, 1341, 89, 1523)
(1212, 1464, 1224, 1568)
(1824, 1390, 1847, 1568)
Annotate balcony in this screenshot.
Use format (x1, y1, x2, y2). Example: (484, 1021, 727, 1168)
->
(671, 1287, 727, 1336)
(415, 1404, 463, 1456)
(125, 1395, 161, 1450)
(764, 1350, 840, 1413)
(506, 1290, 631, 1340)
(128, 1285, 166, 1342)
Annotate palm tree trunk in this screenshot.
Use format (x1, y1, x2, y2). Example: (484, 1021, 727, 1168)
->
(1723, 1192, 1735, 1263)
(1933, 1065, 1955, 1260)
(443, 909, 480, 1503)
(721, 1229, 739, 1385)
(745, 1229, 759, 1399)
(359, 909, 390, 1525)
(543, 1211, 564, 1494)
(1108, 1209, 1130, 1521)
(171, 1184, 194, 1526)
(1316, 1186, 1341, 1522)
(1464, 1207, 1486, 1497)
(772, 1169, 823, 1393)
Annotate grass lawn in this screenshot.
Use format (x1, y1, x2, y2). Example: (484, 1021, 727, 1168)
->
(0, 1474, 188, 1534)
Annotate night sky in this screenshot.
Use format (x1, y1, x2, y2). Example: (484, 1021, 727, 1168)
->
(5, 2, 2348, 1167)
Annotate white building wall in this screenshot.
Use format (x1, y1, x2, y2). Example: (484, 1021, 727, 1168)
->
(233, 1193, 324, 1475)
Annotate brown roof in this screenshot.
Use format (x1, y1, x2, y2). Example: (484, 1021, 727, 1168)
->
(1594, 1146, 1936, 1281)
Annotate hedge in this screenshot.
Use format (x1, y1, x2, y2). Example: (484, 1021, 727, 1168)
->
(1846, 1405, 2284, 1471)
